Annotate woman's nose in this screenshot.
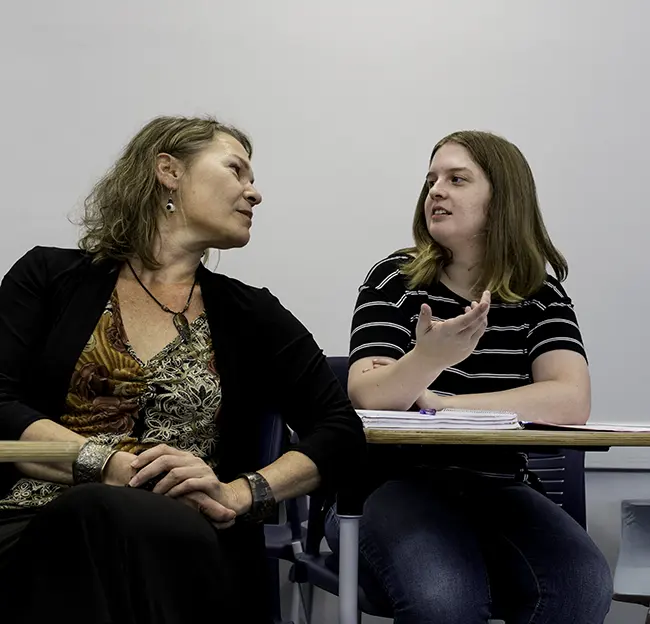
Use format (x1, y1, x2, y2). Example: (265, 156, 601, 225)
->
(429, 181, 445, 199)
(245, 185, 262, 207)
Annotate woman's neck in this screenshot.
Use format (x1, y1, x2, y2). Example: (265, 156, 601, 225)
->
(440, 246, 484, 301)
(126, 232, 205, 286)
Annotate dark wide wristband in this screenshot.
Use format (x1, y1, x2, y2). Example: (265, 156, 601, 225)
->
(237, 471, 277, 524)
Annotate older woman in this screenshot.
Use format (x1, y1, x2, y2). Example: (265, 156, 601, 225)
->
(326, 131, 612, 623)
(0, 116, 365, 624)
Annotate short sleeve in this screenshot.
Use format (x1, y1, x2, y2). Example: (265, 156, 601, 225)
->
(349, 255, 413, 366)
(526, 277, 587, 364)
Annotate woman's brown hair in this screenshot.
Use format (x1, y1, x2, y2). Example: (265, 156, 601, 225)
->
(78, 115, 252, 268)
(400, 130, 567, 302)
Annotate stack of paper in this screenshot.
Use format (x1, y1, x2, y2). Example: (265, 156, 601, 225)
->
(522, 421, 650, 433)
(358, 408, 521, 431)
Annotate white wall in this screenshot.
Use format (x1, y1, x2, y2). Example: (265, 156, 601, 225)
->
(2, 1, 649, 427)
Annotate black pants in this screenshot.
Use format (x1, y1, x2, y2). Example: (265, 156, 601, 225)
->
(0, 483, 270, 623)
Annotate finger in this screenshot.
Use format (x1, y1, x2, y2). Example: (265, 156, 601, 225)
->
(371, 357, 395, 368)
(201, 502, 236, 524)
(416, 303, 434, 333)
(176, 493, 236, 528)
(474, 300, 489, 319)
(152, 466, 210, 495)
(191, 492, 236, 523)
(459, 306, 489, 335)
(472, 299, 490, 320)
(129, 455, 189, 488)
(166, 476, 217, 499)
(453, 306, 490, 336)
(130, 444, 185, 470)
(449, 302, 486, 331)
(481, 290, 491, 306)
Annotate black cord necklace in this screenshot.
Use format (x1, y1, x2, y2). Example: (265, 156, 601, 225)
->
(126, 261, 198, 344)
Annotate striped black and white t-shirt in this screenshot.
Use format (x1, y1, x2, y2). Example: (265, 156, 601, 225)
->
(351, 253, 587, 476)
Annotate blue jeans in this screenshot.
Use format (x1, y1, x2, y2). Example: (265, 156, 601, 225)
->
(325, 471, 612, 624)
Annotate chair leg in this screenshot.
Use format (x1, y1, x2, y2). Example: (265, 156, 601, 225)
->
(302, 583, 315, 624)
(267, 559, 283, 623)
(290, 581, 302, 624)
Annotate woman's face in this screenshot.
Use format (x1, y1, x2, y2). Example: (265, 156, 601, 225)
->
(423, 142, 492, 250)
(164, 133, 262, 250)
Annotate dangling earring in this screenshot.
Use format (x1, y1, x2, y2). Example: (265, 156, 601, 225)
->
(165, 189, 176, 213)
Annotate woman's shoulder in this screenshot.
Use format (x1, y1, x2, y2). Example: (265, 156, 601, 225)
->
(527, 274, 573, 307)
(13, 245, 85, 263)
(198, 266, 277, 309)
(4, 246, 91, 281)
(360, 251, 412, 290)
(199, 269, 309, 341)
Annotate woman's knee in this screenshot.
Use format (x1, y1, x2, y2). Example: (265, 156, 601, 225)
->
(354, 483, 491, 623)
(563, 540, 613, 619)
(391, 575, 490, 624)
(522, 534, 613, 623)
(402, 600, 490, 624)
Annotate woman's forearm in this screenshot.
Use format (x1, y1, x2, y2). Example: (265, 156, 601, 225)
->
(259, 450, 320, 501)
(227, 450, 320, 514)
(17, 419, 85, 484)
(436, 380, 590, 424)
(349, 348, 444, 411)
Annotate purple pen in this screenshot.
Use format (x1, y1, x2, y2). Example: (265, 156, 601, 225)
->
(419, 408, 437, 415)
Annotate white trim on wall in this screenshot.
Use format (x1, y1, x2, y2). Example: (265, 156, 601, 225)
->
(587, 447, 650, 470)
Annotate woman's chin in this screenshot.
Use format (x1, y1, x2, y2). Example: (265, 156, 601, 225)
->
(427, 224, 452, 245)
(209, 230, 251, 251)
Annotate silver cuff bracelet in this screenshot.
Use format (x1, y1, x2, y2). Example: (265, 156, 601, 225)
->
(72, 440, 117, 485)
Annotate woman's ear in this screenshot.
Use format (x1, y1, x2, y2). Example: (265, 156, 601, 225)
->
(155, 153, 185, 189)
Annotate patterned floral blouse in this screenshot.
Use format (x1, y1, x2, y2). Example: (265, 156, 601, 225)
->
(0, 291, 221, 510)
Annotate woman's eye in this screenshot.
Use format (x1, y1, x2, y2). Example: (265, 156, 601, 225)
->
(230, 164, 241, 176)
(451, 176, 464, 184)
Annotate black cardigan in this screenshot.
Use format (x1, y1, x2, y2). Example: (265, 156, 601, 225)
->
(0, 246, 366, 496)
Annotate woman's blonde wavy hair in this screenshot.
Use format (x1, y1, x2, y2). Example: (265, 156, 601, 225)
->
(399, 130, 567, 302)
(78, 115, 252, 268)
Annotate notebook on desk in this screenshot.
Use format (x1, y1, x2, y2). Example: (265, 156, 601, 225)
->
(521, 421, 650, 433)
(357, 408, 522, 431)
(358, 409, 650, 434)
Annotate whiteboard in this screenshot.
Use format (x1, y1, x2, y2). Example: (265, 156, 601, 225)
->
(1, 0, 649, 436)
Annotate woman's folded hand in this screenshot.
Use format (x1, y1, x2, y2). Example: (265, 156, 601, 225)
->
(129, 444, 242, 528)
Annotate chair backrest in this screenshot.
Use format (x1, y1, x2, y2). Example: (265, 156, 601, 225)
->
(258, 411, 288, 469)
(260, 411, 309, 536)
(619, 500, 650, 565)
(328, 356, 350, 394)
(613, 499, 650, 598)
(527, 449, 586, 528)
(325, 355, 587, 529)
(259, 412, 288, 527)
